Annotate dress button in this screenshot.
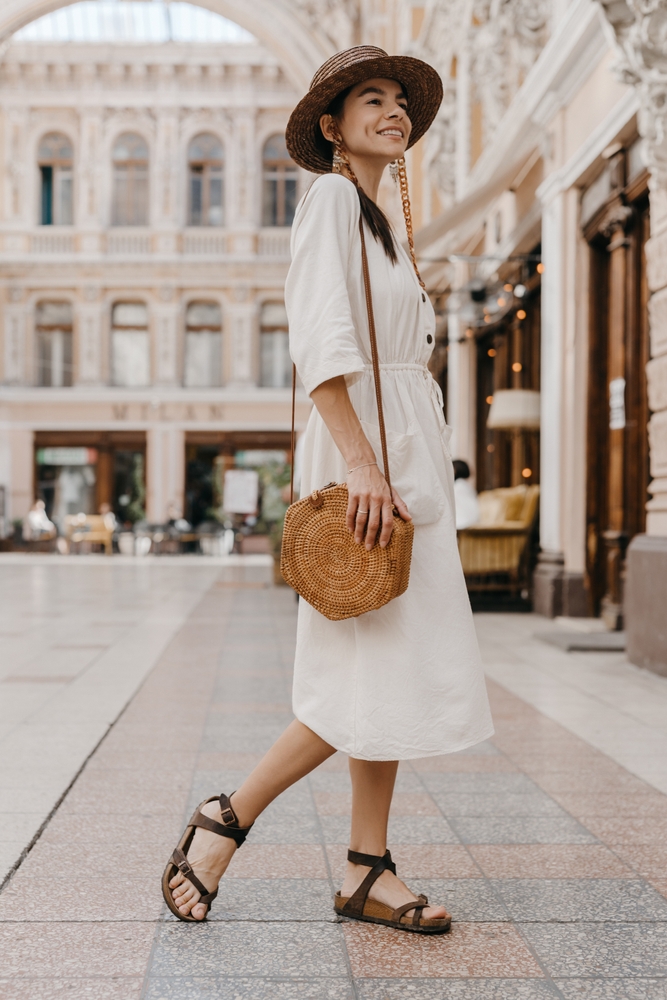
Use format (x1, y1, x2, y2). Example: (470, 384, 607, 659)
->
(426, 334, 433, 344)
(421, 293, 426, 302)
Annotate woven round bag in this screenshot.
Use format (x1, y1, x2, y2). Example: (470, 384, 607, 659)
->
(281, 483, 414, 621)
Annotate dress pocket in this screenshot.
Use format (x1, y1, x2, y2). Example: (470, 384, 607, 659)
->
(360, 420, 446, 526)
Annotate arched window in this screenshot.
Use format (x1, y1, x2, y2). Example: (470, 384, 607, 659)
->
(188, 134, 224, 226)
(112, 133, 149, 226)
(262, 135, 298, 227)
(184, 301, 222, 387)
(111, 302, 150, 387)
(36, 301, 73, 386)
(260, 302, 290, 387)
(38, 133, 73, 225)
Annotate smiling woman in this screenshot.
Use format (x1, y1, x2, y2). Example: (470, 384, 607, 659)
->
(162, 45, 494, 940)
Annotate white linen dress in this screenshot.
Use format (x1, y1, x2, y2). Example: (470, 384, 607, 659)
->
(284, 173, 493, 760)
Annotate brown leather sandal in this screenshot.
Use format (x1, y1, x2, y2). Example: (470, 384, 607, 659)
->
(334, 849, 452, 934)
(161, 792, 252, 922)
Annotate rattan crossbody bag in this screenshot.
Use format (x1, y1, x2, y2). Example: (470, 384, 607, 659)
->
(280, 218, 414, 621)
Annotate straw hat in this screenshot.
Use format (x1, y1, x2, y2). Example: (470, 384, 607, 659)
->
(286, 45, 443, 174)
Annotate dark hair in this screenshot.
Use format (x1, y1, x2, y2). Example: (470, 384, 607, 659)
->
(453, 460, 471, 481)
(325, 87, 398, 264)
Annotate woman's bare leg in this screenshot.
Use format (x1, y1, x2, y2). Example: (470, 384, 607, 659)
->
(170, 720, 335, 919)
(340, 758, 449, 920)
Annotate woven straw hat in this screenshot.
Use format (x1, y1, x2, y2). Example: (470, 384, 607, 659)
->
(286, 45, 443, 174)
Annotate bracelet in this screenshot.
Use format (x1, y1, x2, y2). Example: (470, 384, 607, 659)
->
(347, 462, 377, 475)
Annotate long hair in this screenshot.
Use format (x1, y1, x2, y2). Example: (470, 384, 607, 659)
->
(326, 88, 398, 264)
(326, 90, 425, 288)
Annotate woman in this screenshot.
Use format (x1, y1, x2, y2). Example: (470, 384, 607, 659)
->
(163, 45, 493, 933)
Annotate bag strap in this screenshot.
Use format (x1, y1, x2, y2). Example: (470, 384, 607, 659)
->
(289, 214, 391, 504)
(358, 216, 391, 495)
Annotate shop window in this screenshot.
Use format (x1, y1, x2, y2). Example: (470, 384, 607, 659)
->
(262, 134, 298, 227)
(36, 446, 97, 528)
(184, 301, 222, 387)
(111, 302, 150, 387)
(36, 301, 73, 387)
(260, 302, 290, 388)
(188, 133, 224, 226)
(38, 132, 73, 225)
(112, 132, 149, 226)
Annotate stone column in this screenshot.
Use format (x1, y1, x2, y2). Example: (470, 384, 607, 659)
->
(227, 107, 257, 256)
(77, 287, 103, 385)
(78, 107, 104, 252)
(446, 309, 477, 470)
(154, 287, 179, 387)
(146, 424, 184, 524)
(533, 190, 566, 616)
(227, 288, 258, 388)
(600, 0, 667, 670)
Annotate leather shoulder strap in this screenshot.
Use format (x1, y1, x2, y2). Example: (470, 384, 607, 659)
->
(288, 214, 392, 504)
(359, 216, 391, 493)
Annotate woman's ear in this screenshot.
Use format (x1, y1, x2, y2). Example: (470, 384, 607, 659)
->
(319, 114, 334, 141)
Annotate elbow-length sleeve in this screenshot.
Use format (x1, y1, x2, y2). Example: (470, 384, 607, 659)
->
(285, 174, 365, 396)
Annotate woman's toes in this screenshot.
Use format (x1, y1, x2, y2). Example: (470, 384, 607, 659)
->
(169, 872, 184, 890)
(190, 902, 208, 921)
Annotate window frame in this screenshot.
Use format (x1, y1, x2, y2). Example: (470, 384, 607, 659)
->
(35, 300, 74, 387)
(187, 134, 224, 227)
(111, 133, 149, 227)
(37, 132, 74, 226)
(110, 301, 151, 387)
(184, 300, 223, 387)
(262, 134, 299, 228)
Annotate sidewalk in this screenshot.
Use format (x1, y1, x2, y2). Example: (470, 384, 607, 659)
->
(1, 565, 667, 998)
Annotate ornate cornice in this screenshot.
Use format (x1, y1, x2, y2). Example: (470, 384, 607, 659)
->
(599, 0, 667, 185)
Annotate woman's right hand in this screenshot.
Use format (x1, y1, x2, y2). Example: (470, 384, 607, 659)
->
(346, 464, 411, 550)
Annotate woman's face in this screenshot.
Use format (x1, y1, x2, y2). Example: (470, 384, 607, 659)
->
(321, 77, 412, 165)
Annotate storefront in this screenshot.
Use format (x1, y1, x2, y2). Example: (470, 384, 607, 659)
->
(34, 431, 146, 530)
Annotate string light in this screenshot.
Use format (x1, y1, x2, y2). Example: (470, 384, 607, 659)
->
(488, 348, 496, 357)
(486, 395, 494, 404)
(512, 362, 522, 372)
(517, 309, 527, 320)
(522, 468, 532, 478)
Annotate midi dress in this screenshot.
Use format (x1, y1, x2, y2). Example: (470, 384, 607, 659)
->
(284, 173, 494, 760)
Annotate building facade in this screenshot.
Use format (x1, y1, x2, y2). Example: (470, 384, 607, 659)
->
(0, 11, 308, 530)
(1, 0, 666, 669)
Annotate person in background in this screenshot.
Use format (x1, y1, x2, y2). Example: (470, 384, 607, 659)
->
(453, 460, 480, 530)
(22, 499, 57, 542)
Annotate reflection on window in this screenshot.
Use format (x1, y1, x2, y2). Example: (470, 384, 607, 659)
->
(38, 133, 73, 225)
(188, 134, 224, 226)
(112, 133, 149, 226)
(260, 302, 290, 388)
(36, 300, 73, 386)
(111, 302, 150, 386)
(262, 134, 298, 227)
(184, 301, 222, 387)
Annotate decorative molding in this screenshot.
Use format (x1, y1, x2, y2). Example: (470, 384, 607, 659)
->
(599, 0, 667, 187)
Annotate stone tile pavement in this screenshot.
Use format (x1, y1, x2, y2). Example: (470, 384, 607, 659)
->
(1, 563, 667, 998)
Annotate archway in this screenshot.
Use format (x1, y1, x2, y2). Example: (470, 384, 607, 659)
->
(0, 0, 333, 90)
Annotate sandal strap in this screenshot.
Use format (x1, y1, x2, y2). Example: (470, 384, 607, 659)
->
(171, 848, 218, 905)
(342, 850, 396, 917)
(392, 894, 428, 926)
(188, 792, 253, 847)
(347, 849, 397, 875)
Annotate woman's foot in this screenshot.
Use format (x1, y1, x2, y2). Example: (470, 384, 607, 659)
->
(168, 799, 238, 920)
(340, 858, 449, 921)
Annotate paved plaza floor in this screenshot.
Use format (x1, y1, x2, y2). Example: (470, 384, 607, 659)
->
(1, 557, 667, 998)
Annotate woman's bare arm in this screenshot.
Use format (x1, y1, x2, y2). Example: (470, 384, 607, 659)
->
(310, 375, 410, 550)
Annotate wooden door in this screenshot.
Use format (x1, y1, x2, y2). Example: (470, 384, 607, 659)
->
(585, 180, 650, 623)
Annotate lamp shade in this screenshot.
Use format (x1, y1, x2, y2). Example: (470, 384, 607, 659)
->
(487, 389, 541, 430)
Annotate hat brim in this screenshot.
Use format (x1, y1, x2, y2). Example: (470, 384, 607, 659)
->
(286, 55, 443, 174)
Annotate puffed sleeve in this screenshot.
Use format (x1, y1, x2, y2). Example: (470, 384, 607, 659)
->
(284, 174, 366, 396)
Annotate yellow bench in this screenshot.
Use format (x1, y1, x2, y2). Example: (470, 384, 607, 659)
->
(457, 485, 540, 595)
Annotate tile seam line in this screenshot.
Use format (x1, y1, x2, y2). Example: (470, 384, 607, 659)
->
(486, 674, 666, 795)
(408, 751, 565, 995)
(0, 579, 226, 896)
(493, 645, 667, 738)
